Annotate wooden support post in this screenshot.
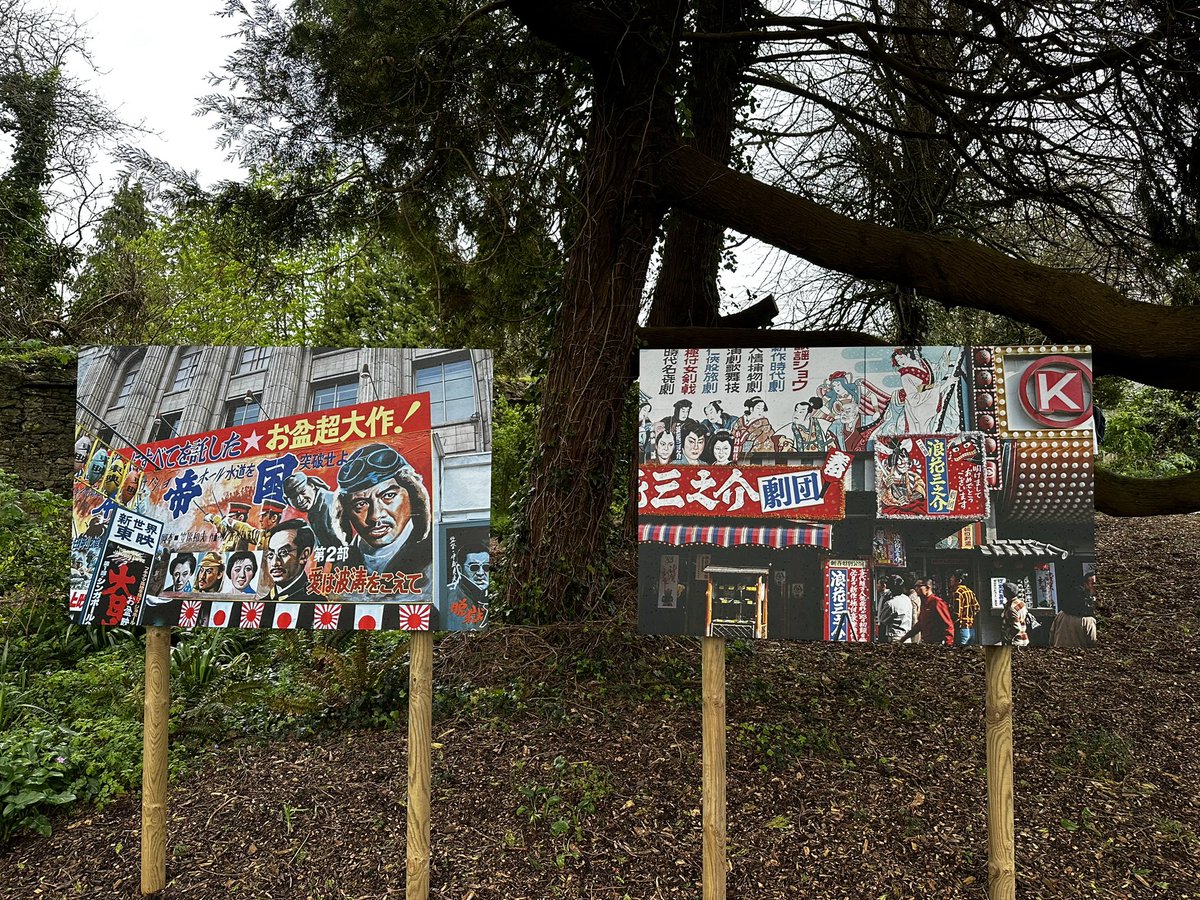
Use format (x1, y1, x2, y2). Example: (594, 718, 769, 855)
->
(407, 630, 433, 900)
(141, 625, 170, 895)
(702, 635, 727, 900)
(985, 645, 1015, 900)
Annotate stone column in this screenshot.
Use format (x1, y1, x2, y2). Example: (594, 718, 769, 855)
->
(363, 348, 403, 402)
(76, 347, 120, 419)
(117, 346, 170, 443)
(178, 346, 236, 435)
(261, 347, 304, 419)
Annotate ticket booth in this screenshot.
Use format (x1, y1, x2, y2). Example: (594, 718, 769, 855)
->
(705, 565, 768, 639)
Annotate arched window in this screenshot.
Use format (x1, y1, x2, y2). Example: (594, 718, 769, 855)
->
(111, 350, 144, 409)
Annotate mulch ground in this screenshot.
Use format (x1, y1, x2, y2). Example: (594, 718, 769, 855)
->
(2, 514, 1198, 899)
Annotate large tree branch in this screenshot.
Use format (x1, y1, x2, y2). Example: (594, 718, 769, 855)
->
(656, 143, 1200, 389)
(507, 0, 628, 63)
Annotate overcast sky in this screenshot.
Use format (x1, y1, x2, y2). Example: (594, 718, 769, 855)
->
(63, 0, 244, 187)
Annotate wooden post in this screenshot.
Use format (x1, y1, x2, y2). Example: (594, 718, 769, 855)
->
(702, 635, 726, 900)
(141, 625, 170, 895)
(984, 645, 1015, 900)
(407, 630, 433, 900)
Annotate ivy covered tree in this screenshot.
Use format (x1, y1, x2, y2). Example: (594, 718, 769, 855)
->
(0, 0, 128, 339)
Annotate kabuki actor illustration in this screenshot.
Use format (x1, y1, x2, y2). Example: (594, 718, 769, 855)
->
(637, 346, 1097, 647)
(73, 346, 494, 632)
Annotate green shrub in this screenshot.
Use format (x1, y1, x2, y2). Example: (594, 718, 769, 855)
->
(0, 728, 76, 840)
(0, 468, 69, 602)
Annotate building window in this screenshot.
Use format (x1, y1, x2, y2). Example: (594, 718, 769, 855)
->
(113, 368, 138, 408)
(170, 348, 203, 393)
(235, 347, 272, 375)
(416, 358, 475, 424)
(149, 412, 183, 443)
(312, 378, 358, 412)
(225, 399, 261, 428)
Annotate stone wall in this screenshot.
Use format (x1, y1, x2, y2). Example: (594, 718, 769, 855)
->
(0, 347, 77, 496)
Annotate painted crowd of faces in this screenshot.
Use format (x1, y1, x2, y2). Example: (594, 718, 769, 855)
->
(638, 346, 968, 464)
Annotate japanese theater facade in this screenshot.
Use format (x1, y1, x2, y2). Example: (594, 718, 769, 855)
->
(636, 345, 1095, 644)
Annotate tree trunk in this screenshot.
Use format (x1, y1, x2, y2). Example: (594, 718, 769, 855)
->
(505, 1, 681, 621)
(647, 0, 753, 328)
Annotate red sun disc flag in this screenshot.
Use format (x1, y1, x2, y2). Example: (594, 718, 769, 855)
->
(240, 601, 264, 628)
(178, 600, 202, 628)
(397, 603, 432, 632)
(207, 601, 233, 628)
(313, 603, 342, 630)
(355, 604, 383, 630)
(273, 604, 300, 629)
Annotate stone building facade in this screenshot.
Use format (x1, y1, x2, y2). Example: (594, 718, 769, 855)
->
(76, 345, 493, 534)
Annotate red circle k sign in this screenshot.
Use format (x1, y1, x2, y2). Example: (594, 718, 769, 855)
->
(1017, 355, 1093, 428)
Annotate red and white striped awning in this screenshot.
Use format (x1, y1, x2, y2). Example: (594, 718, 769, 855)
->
(637, 522, 832, 550)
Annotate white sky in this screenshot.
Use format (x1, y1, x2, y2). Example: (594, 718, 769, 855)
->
(61, 0, 245, 188)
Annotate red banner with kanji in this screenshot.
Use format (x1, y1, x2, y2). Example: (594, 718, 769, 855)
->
(637, 464, 845, 520)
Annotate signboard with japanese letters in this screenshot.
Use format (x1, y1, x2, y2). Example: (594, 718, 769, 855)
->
(637, 345, 1097, 648)
(73, 346, 495, 633)
(74, 503, 163, 626)
(638, 464, 845, 520)
(874, 433, 989, 520)
(823, 560, 872, 643)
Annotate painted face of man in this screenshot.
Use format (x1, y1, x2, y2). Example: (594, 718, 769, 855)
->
(463, 551, 490, 590)
(260, 510, 281, 532)
(348, 478, 412, 549)
(196, 563, 223, 592)
(292, 483, 316, 512)
(228, 508, 248, 523)
(171, 562, 191, 589)
(266, 529, 309, 586)
(682, 430, 704, 464)
(230, 557, 257, 591)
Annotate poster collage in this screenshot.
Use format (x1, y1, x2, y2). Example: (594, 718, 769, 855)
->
(69, 343, 1097, 647)
(71, 347, 493, 633)
(636, 346, 1097, 648)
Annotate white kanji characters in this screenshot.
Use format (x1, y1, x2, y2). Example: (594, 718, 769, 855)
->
(823, 449, 852, 480)
(713, 468, 759, 512)
(649, 468, 685, 509)
(684, 468, 719, 510)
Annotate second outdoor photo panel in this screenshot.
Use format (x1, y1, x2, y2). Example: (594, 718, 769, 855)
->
(637, 346, 1097, 647)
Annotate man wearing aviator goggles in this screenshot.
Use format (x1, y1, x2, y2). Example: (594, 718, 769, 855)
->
(334, 443, 433, 601)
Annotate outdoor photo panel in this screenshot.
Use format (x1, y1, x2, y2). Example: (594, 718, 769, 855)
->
(71, 346, 493, 632)
(637, 346, 1097, 647)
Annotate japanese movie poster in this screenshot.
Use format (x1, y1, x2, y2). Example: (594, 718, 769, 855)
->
(637, 345, 1098, 648)
(73, 346, 495, 632)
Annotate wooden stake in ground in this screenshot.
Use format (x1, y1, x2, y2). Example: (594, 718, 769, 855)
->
(407, 630, 433, 900)
(141, 625, 171, 895)
(702, 635, 726, 900)
(985, 645, 1015, 900)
